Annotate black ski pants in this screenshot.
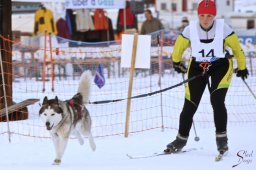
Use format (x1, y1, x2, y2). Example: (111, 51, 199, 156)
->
(178, 58, 233, 137)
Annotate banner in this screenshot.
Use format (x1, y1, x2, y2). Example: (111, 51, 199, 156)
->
(238, 36, 256, 45)
(65, 0, 125, 9)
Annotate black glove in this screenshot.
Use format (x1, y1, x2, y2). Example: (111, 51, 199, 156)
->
(173, 62, 187, 74)
(236, 68, 249, 80)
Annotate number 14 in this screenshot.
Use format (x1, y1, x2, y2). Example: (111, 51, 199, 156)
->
(199, 49, 214, 57)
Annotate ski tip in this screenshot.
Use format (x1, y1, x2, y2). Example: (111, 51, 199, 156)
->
(215, 150, 227, 162)
(126, 154, 133, 159)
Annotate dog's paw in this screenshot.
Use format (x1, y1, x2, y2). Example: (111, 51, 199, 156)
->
(78, 138, 84, 145)
(90, 141, 96, 151)
(52, 159, 61, 165)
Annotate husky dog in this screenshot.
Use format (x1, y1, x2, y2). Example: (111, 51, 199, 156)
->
(39, 71, 96, 165)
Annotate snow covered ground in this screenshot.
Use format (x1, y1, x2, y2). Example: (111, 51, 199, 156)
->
(1, 63, 256, 170)
(1, 53, 255, 170)
(0, 124, 255, 170)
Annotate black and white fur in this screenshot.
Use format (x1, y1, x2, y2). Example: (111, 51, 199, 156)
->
(39, 71, 96, 165)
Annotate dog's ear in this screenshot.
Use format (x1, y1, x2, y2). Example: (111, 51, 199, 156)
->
(55, 96, 59, 102)
(42, 96, 48, 105)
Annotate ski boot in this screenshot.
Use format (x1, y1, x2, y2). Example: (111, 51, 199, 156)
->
(164, 134, 188, 153)
(216, 132, 228, 154)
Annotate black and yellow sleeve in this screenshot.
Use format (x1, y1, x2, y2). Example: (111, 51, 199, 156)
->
(171, 34, 190, 62)
(224, 33, 246, 70)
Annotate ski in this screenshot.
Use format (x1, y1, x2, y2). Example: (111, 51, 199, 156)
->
(126, 148, 197, 159)
(215, 150, 228, 161)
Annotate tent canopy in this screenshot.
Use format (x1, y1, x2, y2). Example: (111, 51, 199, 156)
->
(65, 0, 126, 9)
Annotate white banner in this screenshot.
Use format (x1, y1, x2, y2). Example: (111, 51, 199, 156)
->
(121, 34, 151, 69)
(65, 0, 125, 9)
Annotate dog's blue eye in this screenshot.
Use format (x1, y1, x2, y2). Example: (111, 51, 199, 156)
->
(51, 113, 55, 116)
(44, 113, 47, 116)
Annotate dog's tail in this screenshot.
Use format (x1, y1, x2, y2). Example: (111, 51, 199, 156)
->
(77, 70, 92, 104)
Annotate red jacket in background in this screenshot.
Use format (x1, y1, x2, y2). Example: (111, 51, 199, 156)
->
(56, 18, 71, 39)
(117, 6, 136, 28)
(94, 9, 109, 30)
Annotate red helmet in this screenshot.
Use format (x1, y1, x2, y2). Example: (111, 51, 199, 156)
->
(197, 0, 216, 16)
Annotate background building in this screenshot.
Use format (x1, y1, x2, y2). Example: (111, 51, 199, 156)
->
(156, 0, 234, 16)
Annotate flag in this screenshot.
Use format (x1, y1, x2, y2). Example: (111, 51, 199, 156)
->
(94, 64, 105, 88)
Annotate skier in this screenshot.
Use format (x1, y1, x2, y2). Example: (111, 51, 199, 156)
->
(165, 0, 248, 154)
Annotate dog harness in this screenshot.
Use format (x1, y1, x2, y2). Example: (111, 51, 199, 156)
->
(68, 99, 84, 121)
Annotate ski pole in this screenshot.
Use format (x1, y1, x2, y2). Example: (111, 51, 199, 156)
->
(242, 79, 256, 100)
(182, 73, 200, 142)
(192, 121, 200, 141)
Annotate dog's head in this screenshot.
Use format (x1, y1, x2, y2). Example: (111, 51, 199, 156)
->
(39, 96, 64, 131)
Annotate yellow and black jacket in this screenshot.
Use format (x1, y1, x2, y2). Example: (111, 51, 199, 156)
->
(172, 20, 246, 70)
(34, 8, 57, 35)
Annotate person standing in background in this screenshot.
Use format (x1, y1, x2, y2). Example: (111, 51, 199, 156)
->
(177, 16, 189, 32)
(140, 9, 164, 35)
